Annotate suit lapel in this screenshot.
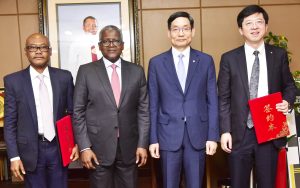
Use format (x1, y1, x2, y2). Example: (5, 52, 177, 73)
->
(22, 67, 38, 127)
(119, 60, 128, 108)
(49, 67, 59, 121)
(94, 59, 117, 107)
(163, 49, 184, 94)
(265, 44, 274, 91)
(185, 49, 199, 94)
(236, 46, 250, 99)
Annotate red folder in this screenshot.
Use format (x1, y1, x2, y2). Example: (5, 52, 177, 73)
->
(248, 92, 289, 143)
(275, 148, 287, 188)
(56, 115, 75, 166)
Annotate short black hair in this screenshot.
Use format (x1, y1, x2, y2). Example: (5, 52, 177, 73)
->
(237, 5, 269, 28)
(167, 11, 194, 30)
(99, 25, 123, 42)
(83, 16, 96, 26)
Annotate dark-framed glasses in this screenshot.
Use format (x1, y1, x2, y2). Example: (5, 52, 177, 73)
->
(99, 40, 123, 47)
(26, 45, 50, 52)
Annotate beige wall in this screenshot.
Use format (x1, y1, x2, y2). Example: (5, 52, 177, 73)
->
(0, 0, 299, 87)
(0, 0, 39, 87)
(0, 0, 299, 187)
(138, 0, 300, 77)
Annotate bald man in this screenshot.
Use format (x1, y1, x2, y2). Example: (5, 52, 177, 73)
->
(4, 33, 79, 188)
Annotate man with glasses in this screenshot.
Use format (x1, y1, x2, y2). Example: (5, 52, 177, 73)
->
(73, 25, 149, 188)
(148, 11, 219, 188)
(4, 33, 79, 188)
(218, 5, 296, 187)
(68, 16, 102, 81)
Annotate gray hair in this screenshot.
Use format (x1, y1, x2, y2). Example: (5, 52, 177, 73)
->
(99, 25, 123, 42)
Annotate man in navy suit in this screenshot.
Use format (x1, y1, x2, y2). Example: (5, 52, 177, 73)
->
(4, 33, 79, 188)
(218, 5, 296, 188)
(148, 11, 219, 188)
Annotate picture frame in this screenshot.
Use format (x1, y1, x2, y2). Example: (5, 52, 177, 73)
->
(38, 0, 140, 80)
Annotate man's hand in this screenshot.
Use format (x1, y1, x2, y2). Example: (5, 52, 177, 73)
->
(80, 149, 100, 169)
(276, 100, 289, 113)
(136, 148, 147, 167)
(10, 160, 25, 181)
(220, 132, 232, 153)
(206, 141, 217, 155)
(149, 143, 160, 158)
(70, 144, 79, 161)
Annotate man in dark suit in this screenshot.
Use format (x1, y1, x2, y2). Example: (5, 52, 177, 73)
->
(148, 11, 219, 188)
(4, 33, 79, 188)
(73, 25, 149, 188)
(218, 5, 296, 188)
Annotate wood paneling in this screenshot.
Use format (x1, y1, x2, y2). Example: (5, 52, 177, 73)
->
(141, 0, 199, 9)
(19, 15, 39, 68)
(202, 0, 257, 7)
(0, 0, 17, 15)
(0, 16, 22, 86)
(18, 0, 38, 14)
(202, 7, 244, 74)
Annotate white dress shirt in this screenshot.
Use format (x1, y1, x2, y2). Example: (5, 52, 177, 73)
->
(244, 43, 269, 97)
(11, 66, 54, 161)
(103, 57, 122, 90)
(172, 46, 190, 83)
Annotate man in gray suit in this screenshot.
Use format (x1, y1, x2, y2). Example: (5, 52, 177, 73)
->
(73, 25, 150, 188)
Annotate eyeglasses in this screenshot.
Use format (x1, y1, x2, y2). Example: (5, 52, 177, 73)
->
(26, 45, 50, 52)
(243, 20, 265, 28)
(170, 27, 191, 34)
(99, 40, 123, 47)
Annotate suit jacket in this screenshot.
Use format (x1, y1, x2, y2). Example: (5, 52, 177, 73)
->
(148, 48, 219, 151)
(73, 58, 149, 166)
(4, 66, 74, 172)
(218, 44, 296, 149)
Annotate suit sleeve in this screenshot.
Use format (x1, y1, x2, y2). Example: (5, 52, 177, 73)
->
(218, 54, 232, 134)
(280, 50, 297, 106)
(72, 66, 92, 151)
(3, 76, 19, 159)
(147, 59, 159, 144)
(137, 66, 150, 149)
(206, 57, 220, 141)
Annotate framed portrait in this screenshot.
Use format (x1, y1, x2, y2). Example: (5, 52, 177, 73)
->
(38, 0, 139, 80)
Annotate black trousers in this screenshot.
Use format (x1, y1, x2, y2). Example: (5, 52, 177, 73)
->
(229, 128, 279, 188)
(89, 141, 137, 188)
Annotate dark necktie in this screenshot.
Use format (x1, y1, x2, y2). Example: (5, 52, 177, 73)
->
(247, 50, 260, 129)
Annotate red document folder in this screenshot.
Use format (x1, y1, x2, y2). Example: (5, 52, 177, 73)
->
(275, 148, 287, 188)
(248, 92, 289, 144)
(56, 115, 75, 166)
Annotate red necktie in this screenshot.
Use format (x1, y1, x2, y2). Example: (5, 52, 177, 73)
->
(91, 45, 98, 62)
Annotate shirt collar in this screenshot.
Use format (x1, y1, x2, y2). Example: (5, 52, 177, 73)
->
(103, 57, 122, 68)
(29, 66, 50, 80)
(172, 46, 190, 58)
(244, 42, 265, 56)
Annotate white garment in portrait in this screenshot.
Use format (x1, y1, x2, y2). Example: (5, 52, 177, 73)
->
(67, 33, 102, 82)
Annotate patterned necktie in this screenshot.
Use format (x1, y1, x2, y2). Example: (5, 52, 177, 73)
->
(111, 64, 121, 106)
(38, 75, 55, 141)
(91, 45, 98, 62)
(247, 50, 260, 129)
(177, 54, 186, 92)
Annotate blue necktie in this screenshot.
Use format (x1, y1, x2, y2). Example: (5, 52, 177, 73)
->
(247, 50, 260, 129)
(177, 54, 186, 92)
